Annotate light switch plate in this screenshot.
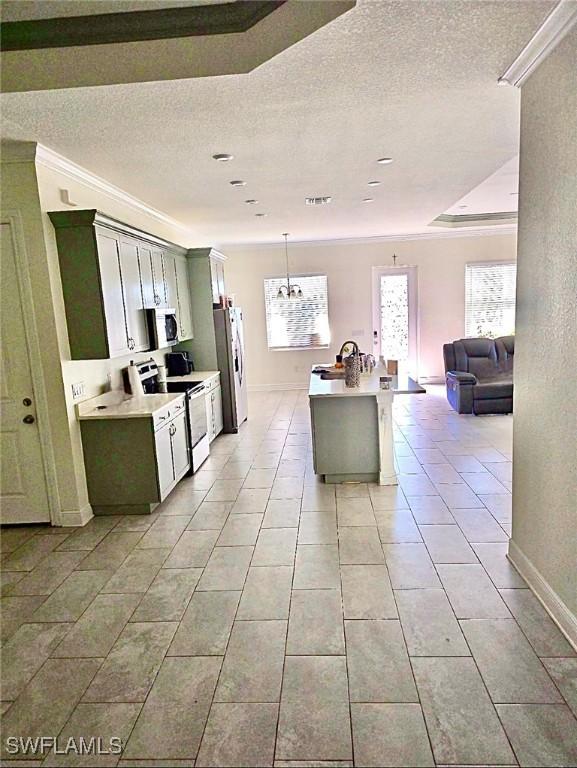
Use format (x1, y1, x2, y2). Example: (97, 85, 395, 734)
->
(71, 381, 85, 399)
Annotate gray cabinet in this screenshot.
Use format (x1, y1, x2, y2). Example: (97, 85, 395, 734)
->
(49, 210, 190, 359)
(80, 396, 190, 515)
(184, 248, 226, 370)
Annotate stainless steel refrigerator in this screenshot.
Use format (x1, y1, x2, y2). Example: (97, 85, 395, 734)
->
(213, 307, 248, 432)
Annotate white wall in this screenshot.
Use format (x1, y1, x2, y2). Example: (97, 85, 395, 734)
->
(225, 233, 517, 388)
(509, 29, 577, 643)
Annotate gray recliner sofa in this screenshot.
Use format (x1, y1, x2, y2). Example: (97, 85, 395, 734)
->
(443, 336, 514, 414)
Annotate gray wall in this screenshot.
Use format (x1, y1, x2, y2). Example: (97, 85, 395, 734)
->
(510, 28, 577, 632)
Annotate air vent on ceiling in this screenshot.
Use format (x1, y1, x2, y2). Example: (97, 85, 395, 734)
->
(305, 196, 332, 206)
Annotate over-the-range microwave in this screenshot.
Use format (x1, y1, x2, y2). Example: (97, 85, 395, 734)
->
(146, 308, 179, 349)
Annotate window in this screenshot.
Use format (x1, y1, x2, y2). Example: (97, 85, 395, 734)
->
(264, 275, 330, 350)
(465, 262, 516, 339)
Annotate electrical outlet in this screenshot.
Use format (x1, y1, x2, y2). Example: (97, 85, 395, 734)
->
(71, 381, 85, 400)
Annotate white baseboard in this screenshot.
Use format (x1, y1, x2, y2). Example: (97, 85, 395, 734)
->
(508, 539, 577, 651)
(59, 504, 94, 527)
(248, 383, 308, 392)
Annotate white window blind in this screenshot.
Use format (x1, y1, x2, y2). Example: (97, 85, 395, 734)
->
(465, 262, 516, 338)
(264, 275, 330, 350)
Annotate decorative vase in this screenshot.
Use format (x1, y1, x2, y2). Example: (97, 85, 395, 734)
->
(344, 342, 361, 387)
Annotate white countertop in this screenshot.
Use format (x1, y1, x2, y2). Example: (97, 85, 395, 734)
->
(77, 390, 185, 420)
(309, 368, 426, 398)
(166, 370, 220, 384)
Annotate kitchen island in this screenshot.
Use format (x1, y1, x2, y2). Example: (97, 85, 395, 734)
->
(309, 368, 425, 485)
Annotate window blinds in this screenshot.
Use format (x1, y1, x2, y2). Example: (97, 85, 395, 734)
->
(465, 262, 517, 339)
(264, 275, 330, 350)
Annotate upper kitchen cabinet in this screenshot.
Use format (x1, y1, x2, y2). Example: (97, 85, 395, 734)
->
(117, 235, 149, 353)
(185, 248, 226, 370)
(48, 210, 190, 359)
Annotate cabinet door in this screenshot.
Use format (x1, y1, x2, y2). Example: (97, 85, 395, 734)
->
(138, 243, 155, 309)
(205, 393, 214, 443)
(96, 229, 129, 357)
(118, 237, 149, 352)
(151, 247, 167, 307)
(163, 252, 178, 312)
(212, 384, 224, 438)
(155, 422, 174, 498)
(209, 257, 220, 305)
(175, 256, 193, 340)
(217, 261, 226, 302)
(170, 411, 190, 479)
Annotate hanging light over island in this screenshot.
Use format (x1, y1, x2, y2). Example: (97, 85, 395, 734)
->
(276, 233, 303, 300)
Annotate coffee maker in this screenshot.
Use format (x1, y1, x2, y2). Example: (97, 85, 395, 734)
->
(166, 351, 194, 377)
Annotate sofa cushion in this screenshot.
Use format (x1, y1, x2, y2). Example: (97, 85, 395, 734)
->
(454, 338, 498, 379)
(473, 378, 513, 400)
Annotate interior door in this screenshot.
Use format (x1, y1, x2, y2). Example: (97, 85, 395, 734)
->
(118, 237, 149, 352)
(372, 266, 418, 378)
(0, 223, 51, 523)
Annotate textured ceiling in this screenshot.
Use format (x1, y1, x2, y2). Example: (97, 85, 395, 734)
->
(0, 0, 552, 245)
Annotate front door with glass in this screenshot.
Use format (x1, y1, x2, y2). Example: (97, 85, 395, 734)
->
(372, 266, 418, 379)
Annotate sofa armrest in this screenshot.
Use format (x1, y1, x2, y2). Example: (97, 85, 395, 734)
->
(447, 371, 477, 385)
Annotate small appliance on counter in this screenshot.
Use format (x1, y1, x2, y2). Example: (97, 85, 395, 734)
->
(166, 351, 194, 377)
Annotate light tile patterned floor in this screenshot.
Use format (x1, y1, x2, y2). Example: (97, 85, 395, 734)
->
(1, 385, 576, 767)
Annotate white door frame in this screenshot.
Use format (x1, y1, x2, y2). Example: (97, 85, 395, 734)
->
(371, 265, 419, 378)
(1, 210, 61, 526)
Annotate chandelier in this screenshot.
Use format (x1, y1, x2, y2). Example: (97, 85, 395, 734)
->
(276, 233, 303, 299)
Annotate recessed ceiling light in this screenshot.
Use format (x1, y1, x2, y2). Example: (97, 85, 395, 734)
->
(212, 153, 233, 162)
(377, 157, 393, 164)
(230, 180, 246, 187)
(368, 181, 382, 186)
(245, 199, 258, 204)
(363, 198, 374, 203)
(255, 213, 267, 217)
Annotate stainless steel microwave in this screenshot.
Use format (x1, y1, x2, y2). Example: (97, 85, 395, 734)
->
(146, 308, 179, 349)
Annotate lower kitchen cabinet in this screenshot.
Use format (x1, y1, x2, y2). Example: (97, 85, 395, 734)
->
(80, 399, 190, 515)
(205, 378, 223, 443)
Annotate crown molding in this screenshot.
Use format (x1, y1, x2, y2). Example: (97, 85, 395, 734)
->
(219, 224, 518, 250)
(498, 0, 577, 87)
(32, 143, 194, 236)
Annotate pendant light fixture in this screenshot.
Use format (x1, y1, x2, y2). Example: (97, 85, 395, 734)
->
(276, 233, 303, 300)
